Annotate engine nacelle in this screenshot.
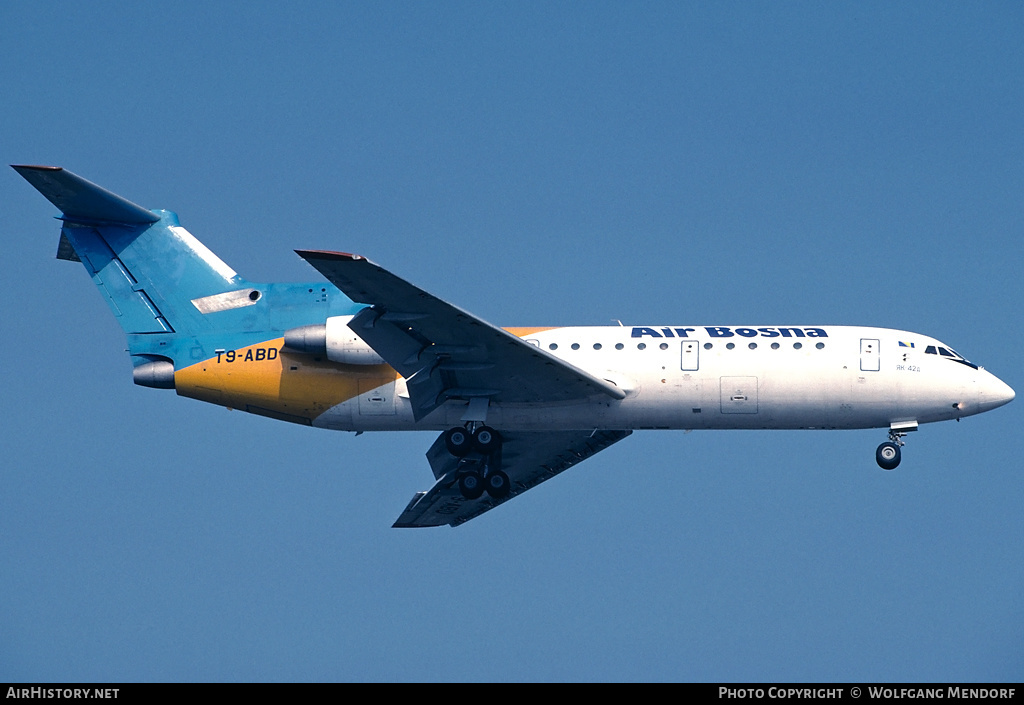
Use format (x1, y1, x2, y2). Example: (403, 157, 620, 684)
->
(133, 356, 175, 389)
(283, 316, 386, 366)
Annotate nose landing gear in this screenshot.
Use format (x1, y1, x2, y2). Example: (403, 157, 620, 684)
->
(875, 424, 914, 470)
(875, 440, 901, 470)
(875, 421, 917, 470)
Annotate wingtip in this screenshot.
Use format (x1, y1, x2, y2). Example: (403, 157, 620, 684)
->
(295, 249, 366, 262)
(11, 164, 62, 171)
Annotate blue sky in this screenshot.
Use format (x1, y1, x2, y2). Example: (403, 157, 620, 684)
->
(2, 2, 1021, 682)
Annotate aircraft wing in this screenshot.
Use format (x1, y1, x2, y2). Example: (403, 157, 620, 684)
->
(393, 429, 632, 527)
(296, 250, 626, 420)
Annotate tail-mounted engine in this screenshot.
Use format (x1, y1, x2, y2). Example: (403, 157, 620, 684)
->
(283, 316, 385, 365)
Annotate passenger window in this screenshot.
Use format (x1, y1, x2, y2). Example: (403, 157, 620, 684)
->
(615, 343, 624, 350)
(571, 343, 580, 350)
(637, 343, 646, 350)
(704, 343, 713, 350)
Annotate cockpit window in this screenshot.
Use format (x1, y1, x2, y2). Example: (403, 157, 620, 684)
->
(924, 344, 978, 369)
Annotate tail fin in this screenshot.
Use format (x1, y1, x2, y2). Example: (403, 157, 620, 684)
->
(15, 166, 264, 385)
(15, 165, 251, 338)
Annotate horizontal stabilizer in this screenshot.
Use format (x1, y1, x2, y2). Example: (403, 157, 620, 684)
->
(12, 165, 159, 225)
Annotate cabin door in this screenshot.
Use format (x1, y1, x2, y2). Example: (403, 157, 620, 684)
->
(681, 340, 699, 371)
(860, 338, 880, 372)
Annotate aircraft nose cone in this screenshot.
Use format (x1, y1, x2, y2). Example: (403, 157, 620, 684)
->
(978, 373, 1014, 413)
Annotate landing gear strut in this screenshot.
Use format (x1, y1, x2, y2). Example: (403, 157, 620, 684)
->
(875, 428, 907, 470)
(447, 423, 509, 500)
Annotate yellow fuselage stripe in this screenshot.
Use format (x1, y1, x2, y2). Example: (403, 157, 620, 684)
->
(174, 327, 559, 423)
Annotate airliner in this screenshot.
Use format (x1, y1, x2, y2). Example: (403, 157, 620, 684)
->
(15, 165, 1015, 527)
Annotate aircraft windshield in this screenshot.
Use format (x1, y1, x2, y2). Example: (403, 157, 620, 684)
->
(924, 345, 978, 369)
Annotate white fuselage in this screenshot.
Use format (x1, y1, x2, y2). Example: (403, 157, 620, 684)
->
(314, 325, 1014, 433)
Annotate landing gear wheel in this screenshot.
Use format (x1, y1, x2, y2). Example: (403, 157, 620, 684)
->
(876, 442, 901, 470)
(445, 427, 472, 457)
(458, 471, 484, 500)
(472, 426, 501, 454)
(485, 470, 510, 499)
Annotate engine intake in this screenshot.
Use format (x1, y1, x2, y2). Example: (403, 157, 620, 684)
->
(283, 316, 386, 365)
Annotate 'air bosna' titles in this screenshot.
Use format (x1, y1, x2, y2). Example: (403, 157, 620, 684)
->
(631, 327, 828, 339)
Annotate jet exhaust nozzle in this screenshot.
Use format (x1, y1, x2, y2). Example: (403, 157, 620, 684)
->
(133, 358, 175, 389)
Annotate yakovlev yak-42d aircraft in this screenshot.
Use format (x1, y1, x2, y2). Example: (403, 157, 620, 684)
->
(15, 166, 1015, 527)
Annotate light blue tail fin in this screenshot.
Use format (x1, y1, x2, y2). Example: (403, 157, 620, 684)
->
(17, 165, 362, 390)
(14, 165, 249, 339)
